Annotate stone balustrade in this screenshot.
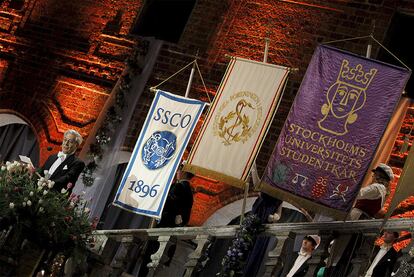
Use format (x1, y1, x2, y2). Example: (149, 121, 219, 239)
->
(89, 218, 414, 277)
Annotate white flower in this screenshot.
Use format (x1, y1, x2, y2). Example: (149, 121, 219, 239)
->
(22, 202, 26, 207)
(43, 190, 48, 195)
(27, 200, 32, 206)
(47, 181, 54, 189)
(43, 170, 51, 179)
(61, 188, 67, 194)
(29, 191, 34, 197)
(9, 203, 14, 209)
(38, 207, 44, 213)
(69, 201, 75, 208)
(38, 199, 43, 204)
(84, 208, 90, 213)
(6, 161, 11, 166)
(1, 166, 5, 171)
(37, 178, 47, 188)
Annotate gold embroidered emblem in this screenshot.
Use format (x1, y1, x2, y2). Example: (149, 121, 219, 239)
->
(214, 91, 262, 145)
(318, 59, 377, 136)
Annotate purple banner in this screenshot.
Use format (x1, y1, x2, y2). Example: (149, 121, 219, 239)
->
(262, 45, 411, 213)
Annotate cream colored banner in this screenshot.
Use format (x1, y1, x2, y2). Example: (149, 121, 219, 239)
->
(184, 57, 289, 187)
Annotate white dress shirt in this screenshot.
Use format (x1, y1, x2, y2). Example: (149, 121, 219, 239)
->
(48, 151, 66, 176)
(357, 183, 387, 203)
(286, 249, 311, 277)
(364, 244, 393, 277)
(349, 183, 386, 220)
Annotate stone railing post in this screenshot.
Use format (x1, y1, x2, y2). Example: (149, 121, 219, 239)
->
(146, 235, 171, 277)
(347, 233, 377, 277)
(109, 236, 137, 277)
(263, 231, 289, 277)
(184, 234, 211, 277)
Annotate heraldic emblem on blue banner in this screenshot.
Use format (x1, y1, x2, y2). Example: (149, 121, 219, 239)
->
(142, 131, 177, 170)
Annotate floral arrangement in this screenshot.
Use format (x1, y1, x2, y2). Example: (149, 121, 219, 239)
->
(0, 161, 96, 259)
(217, 213, 264, 277)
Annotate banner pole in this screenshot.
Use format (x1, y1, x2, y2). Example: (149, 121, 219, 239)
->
(366, 41, 372, 58)
(366, 20, 375, 59)
(240, 181, 249, 225)
(263, 37, 270, 63)
(185, 61, 196, 98)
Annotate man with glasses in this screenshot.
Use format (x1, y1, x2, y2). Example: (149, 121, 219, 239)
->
(40, 129, 85, 194)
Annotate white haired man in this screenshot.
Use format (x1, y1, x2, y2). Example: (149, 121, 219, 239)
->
(40, 130, 85, 193)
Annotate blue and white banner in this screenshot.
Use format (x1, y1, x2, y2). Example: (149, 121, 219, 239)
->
(113, 90, 205, 218)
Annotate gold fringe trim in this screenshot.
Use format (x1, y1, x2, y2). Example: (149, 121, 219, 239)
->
(257, 182, 348, 220)
(183, 164, 246, 188)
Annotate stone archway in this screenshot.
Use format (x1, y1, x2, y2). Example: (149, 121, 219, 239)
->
(0, 112, 40, 166)
(202, 196, 257, 227)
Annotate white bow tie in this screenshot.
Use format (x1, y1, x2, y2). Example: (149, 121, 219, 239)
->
(381, 244, 392, 250)
(298, 250, 310, 257)
(57, 151, 67, 159)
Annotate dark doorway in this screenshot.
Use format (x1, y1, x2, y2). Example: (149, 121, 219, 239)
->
(131, 0, 196, 43)
(378, 12, 414, 98)
(0, 115, 40, 167)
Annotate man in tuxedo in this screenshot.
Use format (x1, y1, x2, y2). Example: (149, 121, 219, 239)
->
(157, 167, 194, 228)
(364, 231, 401, 277)
(280, 234, 321, 277)
(40, 129, 85, 193)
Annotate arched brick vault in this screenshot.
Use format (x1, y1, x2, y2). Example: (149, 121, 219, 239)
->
(186, 175, 258, 226)
(202, 197, 258, 227)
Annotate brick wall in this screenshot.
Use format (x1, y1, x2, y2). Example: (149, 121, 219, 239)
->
(0, 0, 143, 164)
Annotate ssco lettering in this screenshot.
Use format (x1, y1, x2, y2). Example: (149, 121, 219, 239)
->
(153, 108, 192, 128)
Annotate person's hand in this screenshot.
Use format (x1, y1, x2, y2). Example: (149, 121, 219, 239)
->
(374, 209, 386, 218)
(175, 215, 183, 225)
(268, 212, 280, 223)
